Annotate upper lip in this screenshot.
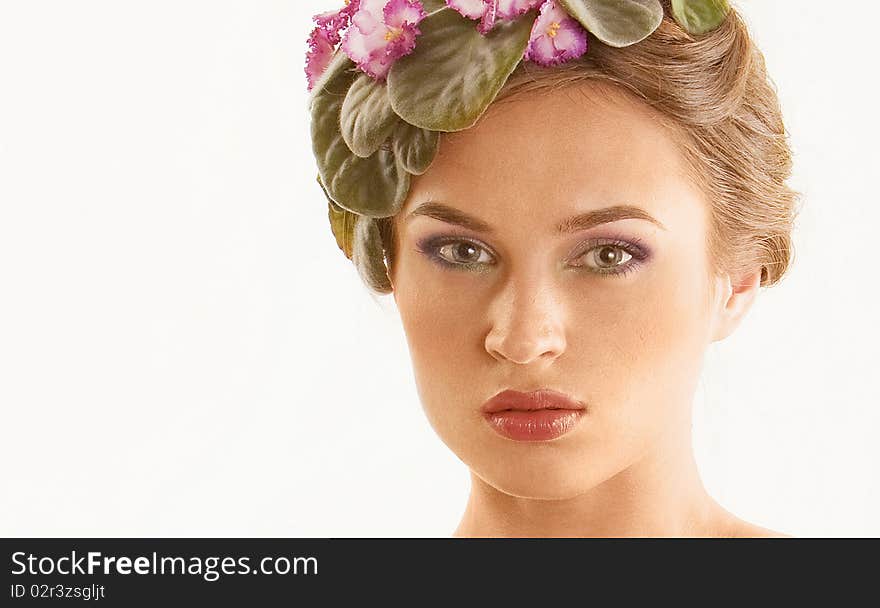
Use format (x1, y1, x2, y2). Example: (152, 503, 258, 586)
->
(481, 389, 586, 413)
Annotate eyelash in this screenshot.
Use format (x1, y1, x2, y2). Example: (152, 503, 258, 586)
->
(415, 235, 650, 278)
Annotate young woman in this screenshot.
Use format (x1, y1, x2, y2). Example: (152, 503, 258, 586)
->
(307, 0, 797, 537)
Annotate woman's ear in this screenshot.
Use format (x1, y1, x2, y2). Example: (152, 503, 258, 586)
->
(710, 267, 763, 343)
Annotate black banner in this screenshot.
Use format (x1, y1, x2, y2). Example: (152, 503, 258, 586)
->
(0, 538, 873, 604)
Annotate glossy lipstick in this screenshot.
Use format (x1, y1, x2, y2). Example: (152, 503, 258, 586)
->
(481, 389, 585, 442)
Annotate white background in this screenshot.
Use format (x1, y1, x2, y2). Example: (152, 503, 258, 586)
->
(1, 1, 877, 537)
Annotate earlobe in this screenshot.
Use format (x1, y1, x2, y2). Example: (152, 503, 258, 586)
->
(710, 268, 763, 343)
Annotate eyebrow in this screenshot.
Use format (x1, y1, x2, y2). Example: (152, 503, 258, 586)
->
(405, 201, 666, 233)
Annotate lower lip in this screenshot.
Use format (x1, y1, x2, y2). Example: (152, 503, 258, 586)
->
(483, 409, 584, 441)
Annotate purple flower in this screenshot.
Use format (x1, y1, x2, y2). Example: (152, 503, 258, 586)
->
(446, 0, 490, 22)
(496, 0, 544, 20)
(446, 0, 543, 35)
(305, 0, 362, 91)
(524, 0, 587, 66)
(342, 0, 427, 81)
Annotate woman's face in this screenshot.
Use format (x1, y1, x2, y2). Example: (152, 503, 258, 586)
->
(390, 83, 728, 499)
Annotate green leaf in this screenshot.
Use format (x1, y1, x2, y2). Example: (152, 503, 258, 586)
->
(387, 7, 537, 132)
(671, 0, 730, 35)
(557, 0, 663, 47)
(309, 50, 410, 218)
(421, 0, 448, 14)
(320, 174, 358, 260)
(352, 214, 393, 293)
(306, 45, 351, 103)
(392, 121, 440, 175)
(340, 74, 399, 158)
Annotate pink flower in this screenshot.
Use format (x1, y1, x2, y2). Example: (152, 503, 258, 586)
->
(342, 0, 427, 81)
(445, 0, 490, 22)
(446, 0, 543, 35)
(496, 0, 544, 20)
(305, 28, 336, 91)
(524, 0, 587, 66)
(305, 0, 362, 91)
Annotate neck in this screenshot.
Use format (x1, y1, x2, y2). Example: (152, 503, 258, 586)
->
(453, 425, 729, 538)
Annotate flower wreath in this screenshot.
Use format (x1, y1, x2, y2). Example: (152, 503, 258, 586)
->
(305, 0, 730, 291)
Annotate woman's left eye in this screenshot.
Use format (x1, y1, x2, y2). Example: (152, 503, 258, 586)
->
(578, 245, 633, 272)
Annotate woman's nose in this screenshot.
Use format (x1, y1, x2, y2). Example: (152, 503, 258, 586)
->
(484, 276, 567, 365)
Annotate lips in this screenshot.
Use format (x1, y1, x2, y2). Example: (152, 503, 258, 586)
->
(480, 389, 586, 442)
(480, 389, 586, 414)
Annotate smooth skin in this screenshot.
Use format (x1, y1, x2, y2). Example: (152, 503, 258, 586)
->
(389, 81, 787, 537)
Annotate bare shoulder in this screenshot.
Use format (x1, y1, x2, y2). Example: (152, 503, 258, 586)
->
(714, 514, 792, 538)
(704, 502, 792, 537)
(728, 521, 792, 538)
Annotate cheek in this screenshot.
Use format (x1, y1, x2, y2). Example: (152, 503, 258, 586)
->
(394, 259, 487, 389)
(392, 255, 501, 448)
(571, 242, 714, 424)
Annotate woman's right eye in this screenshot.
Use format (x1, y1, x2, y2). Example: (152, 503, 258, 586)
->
(423, 239, 495, 268)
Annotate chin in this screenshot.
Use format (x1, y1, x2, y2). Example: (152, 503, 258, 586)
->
(471, 457, 609, 501)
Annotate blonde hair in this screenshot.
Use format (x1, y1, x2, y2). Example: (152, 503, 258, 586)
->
(369, 0, 799, 293)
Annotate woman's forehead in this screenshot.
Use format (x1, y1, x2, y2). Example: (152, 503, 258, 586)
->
(399, 83, 701, 231)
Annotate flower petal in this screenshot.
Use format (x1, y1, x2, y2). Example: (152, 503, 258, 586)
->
(445, 0, 487, 19)
(477, 1, 498, 34)
(305, 27, 338, 91)
(352, 3, 381, 35)
(305, 1, 363, 90)
(343, 0, 426, 80)
(360, 0, 389, 15)
(551, 19, 587, 57)
(445, 0, 519, 35)
(385, 21, 423, 60)
(525, 30, 557, 64)
(524, 0, 587, 66)
(534, 0, 568, 26)
(344, 19, 388, 64)
(497, 0, 544, 20)
(385, 0, 427, 26)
